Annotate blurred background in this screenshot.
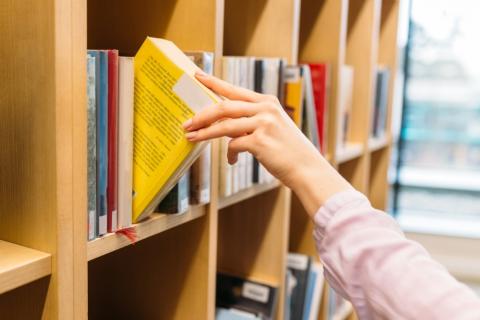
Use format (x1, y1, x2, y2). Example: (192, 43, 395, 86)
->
(389, 0, 480, 293)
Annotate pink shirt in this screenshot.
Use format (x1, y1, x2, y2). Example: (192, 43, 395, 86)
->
(314, 190, 480, 319)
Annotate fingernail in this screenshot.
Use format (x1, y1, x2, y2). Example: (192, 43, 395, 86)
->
(185, 131, 197, 140)
(195, 70, 208, 78)
(182, 118, 193, 130)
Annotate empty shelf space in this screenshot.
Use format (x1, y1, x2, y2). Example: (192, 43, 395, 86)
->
(219, 180, 281, 210)
(368, 135, 390, 152)
(87, 204, 207, 261)
(0, 241, 51, 295)
(336, 143, 364, 164)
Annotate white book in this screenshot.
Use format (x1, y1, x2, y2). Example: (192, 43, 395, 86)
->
(86, 53, 97, 240)
(117, 57, 134, 229)
(220, 137, 233, 197)
(308, 263, 325, 320)
(261, 58, 281, 96)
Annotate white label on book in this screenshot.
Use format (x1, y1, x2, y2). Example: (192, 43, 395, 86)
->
(98, 215, 107, 236)
(112, 209, 118, 232)
(242, 282, 270, 303)
(200, 189, 210, 204)
(180, 198, 189, 213)
(287, 253, 309, 270)
(88, 210, 95, 240)
(173, 73, 213, 113)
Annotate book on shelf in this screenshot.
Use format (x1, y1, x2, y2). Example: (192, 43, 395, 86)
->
(308, 63, 330, 154)
(117, 56, 134, 230)
(337, 65, 354, 150)
(303, 262, 324, 320)
(86, 53, 97, 241)
(107, 49, 119, 233)
(372, 66, 390, 138)
(216, 307, 261, 320)
(283, 66, 304, 127)
(157, 170, 190, 214)
(216, 272, 278, 320)
(327, 286, 349, 320)
(86, 40, 218, 240)
(300, 65, 321, 150)
(87, 49, 109, 236)
(186, 51, 214, 205)
(287, 253, 312, 320)
(132, 37, 219, 222)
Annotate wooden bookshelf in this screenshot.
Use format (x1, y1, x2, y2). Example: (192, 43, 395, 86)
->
(0, 241, 51, 295)
(336, 142, 364, 164)
(87, 205, 207, 261)
(0, 0, 401, 319)
(218, 180, 281, 210)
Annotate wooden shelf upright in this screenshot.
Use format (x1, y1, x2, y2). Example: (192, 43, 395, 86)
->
(0, 0, 401, 319)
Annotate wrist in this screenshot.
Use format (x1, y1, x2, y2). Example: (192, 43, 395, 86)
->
(290, 154, 352, 217)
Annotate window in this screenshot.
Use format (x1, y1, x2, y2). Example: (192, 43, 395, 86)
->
(392, 0, 480, 237)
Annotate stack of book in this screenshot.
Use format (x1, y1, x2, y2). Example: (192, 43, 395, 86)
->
(283, 63, 330, 154)
(285, 253, 325, 320)
(216, 273, 279, 320)
(86, 39, 215, 240)
(371, 66, 390, 138)
(219, 56, 286, 198)
(337, 65, 355, 150)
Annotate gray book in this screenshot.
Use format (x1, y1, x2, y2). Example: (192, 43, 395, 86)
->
(186, 51, 214, 204)
(86, 53, 97, 240)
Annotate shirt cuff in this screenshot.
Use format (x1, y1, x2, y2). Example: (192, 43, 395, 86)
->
(313, 189, 369, 241)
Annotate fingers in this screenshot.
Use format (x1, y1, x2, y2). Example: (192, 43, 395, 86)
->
(227, 135, 256, 164)
(195, 71, 263, 102)
(186, 117, 257, 142)
(184, 100, 261, 131)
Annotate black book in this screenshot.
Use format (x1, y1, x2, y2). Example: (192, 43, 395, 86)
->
(287, 253, 312, 320)
(372, 67, 390, 137)
(216, 272, 278, 320)
(157, 170, 190, 213)
(252, 59, 265, 183)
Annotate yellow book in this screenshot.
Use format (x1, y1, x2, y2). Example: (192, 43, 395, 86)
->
(133, 37, 219, 222)
(283, 66, 304, 127)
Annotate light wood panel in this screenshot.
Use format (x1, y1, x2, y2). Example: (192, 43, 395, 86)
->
(88, 216, 212, 319)
(218, 186, 291, 319)
(223, 0, 301, 63)
(219, 180, 281, 210)
(0, 241, 51, 295)
(299, 0, 349, 158)
(87, 0, 221, 55)
(87, 205, 207, 261)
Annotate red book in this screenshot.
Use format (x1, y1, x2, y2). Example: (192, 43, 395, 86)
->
(107, 49, 119, 232)
(308, 63, 330, 155)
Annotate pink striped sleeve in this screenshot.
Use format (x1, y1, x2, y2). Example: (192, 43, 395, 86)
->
(313, 190, 480, 319)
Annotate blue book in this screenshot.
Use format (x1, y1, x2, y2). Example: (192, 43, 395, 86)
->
(86, 53, 97, 240)
(88, 50, 108, 236)
(302, 264, 318, 320)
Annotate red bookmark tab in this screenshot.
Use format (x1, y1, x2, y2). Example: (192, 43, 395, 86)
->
(116, 227, 137, 244)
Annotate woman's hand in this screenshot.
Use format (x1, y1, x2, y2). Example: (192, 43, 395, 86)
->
(184, 71, 352, 216)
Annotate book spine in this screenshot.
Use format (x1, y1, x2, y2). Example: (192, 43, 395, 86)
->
(97, 50, 109, 236)
(107, 50, 119, 233)
(309, 63, 329, 154)
(190, 143, 211, 204)
(117, 57, 134, 229)
(158, 171, 190, 213)
(220, 137, 232, 197)
(87, 53, 97, 241)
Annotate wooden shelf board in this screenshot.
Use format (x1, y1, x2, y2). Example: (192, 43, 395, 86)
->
(218, 180, 281, 210)
(336, 143, 364, 164)
(368, 135, 390, 152)
(0, 240, 51, 295)
(87, 205, 207, 261)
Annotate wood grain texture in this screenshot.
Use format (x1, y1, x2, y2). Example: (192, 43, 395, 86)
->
(299, 0, 349, 159)
(88, 215, 211, 320)
(87, 205, 207, 261)
(218, 186, 291, 319)
(87, 0, 218, 55)
(224, 0, 301, 63)
(368, 0, 400, 209)
(0, 241, 51, 295)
